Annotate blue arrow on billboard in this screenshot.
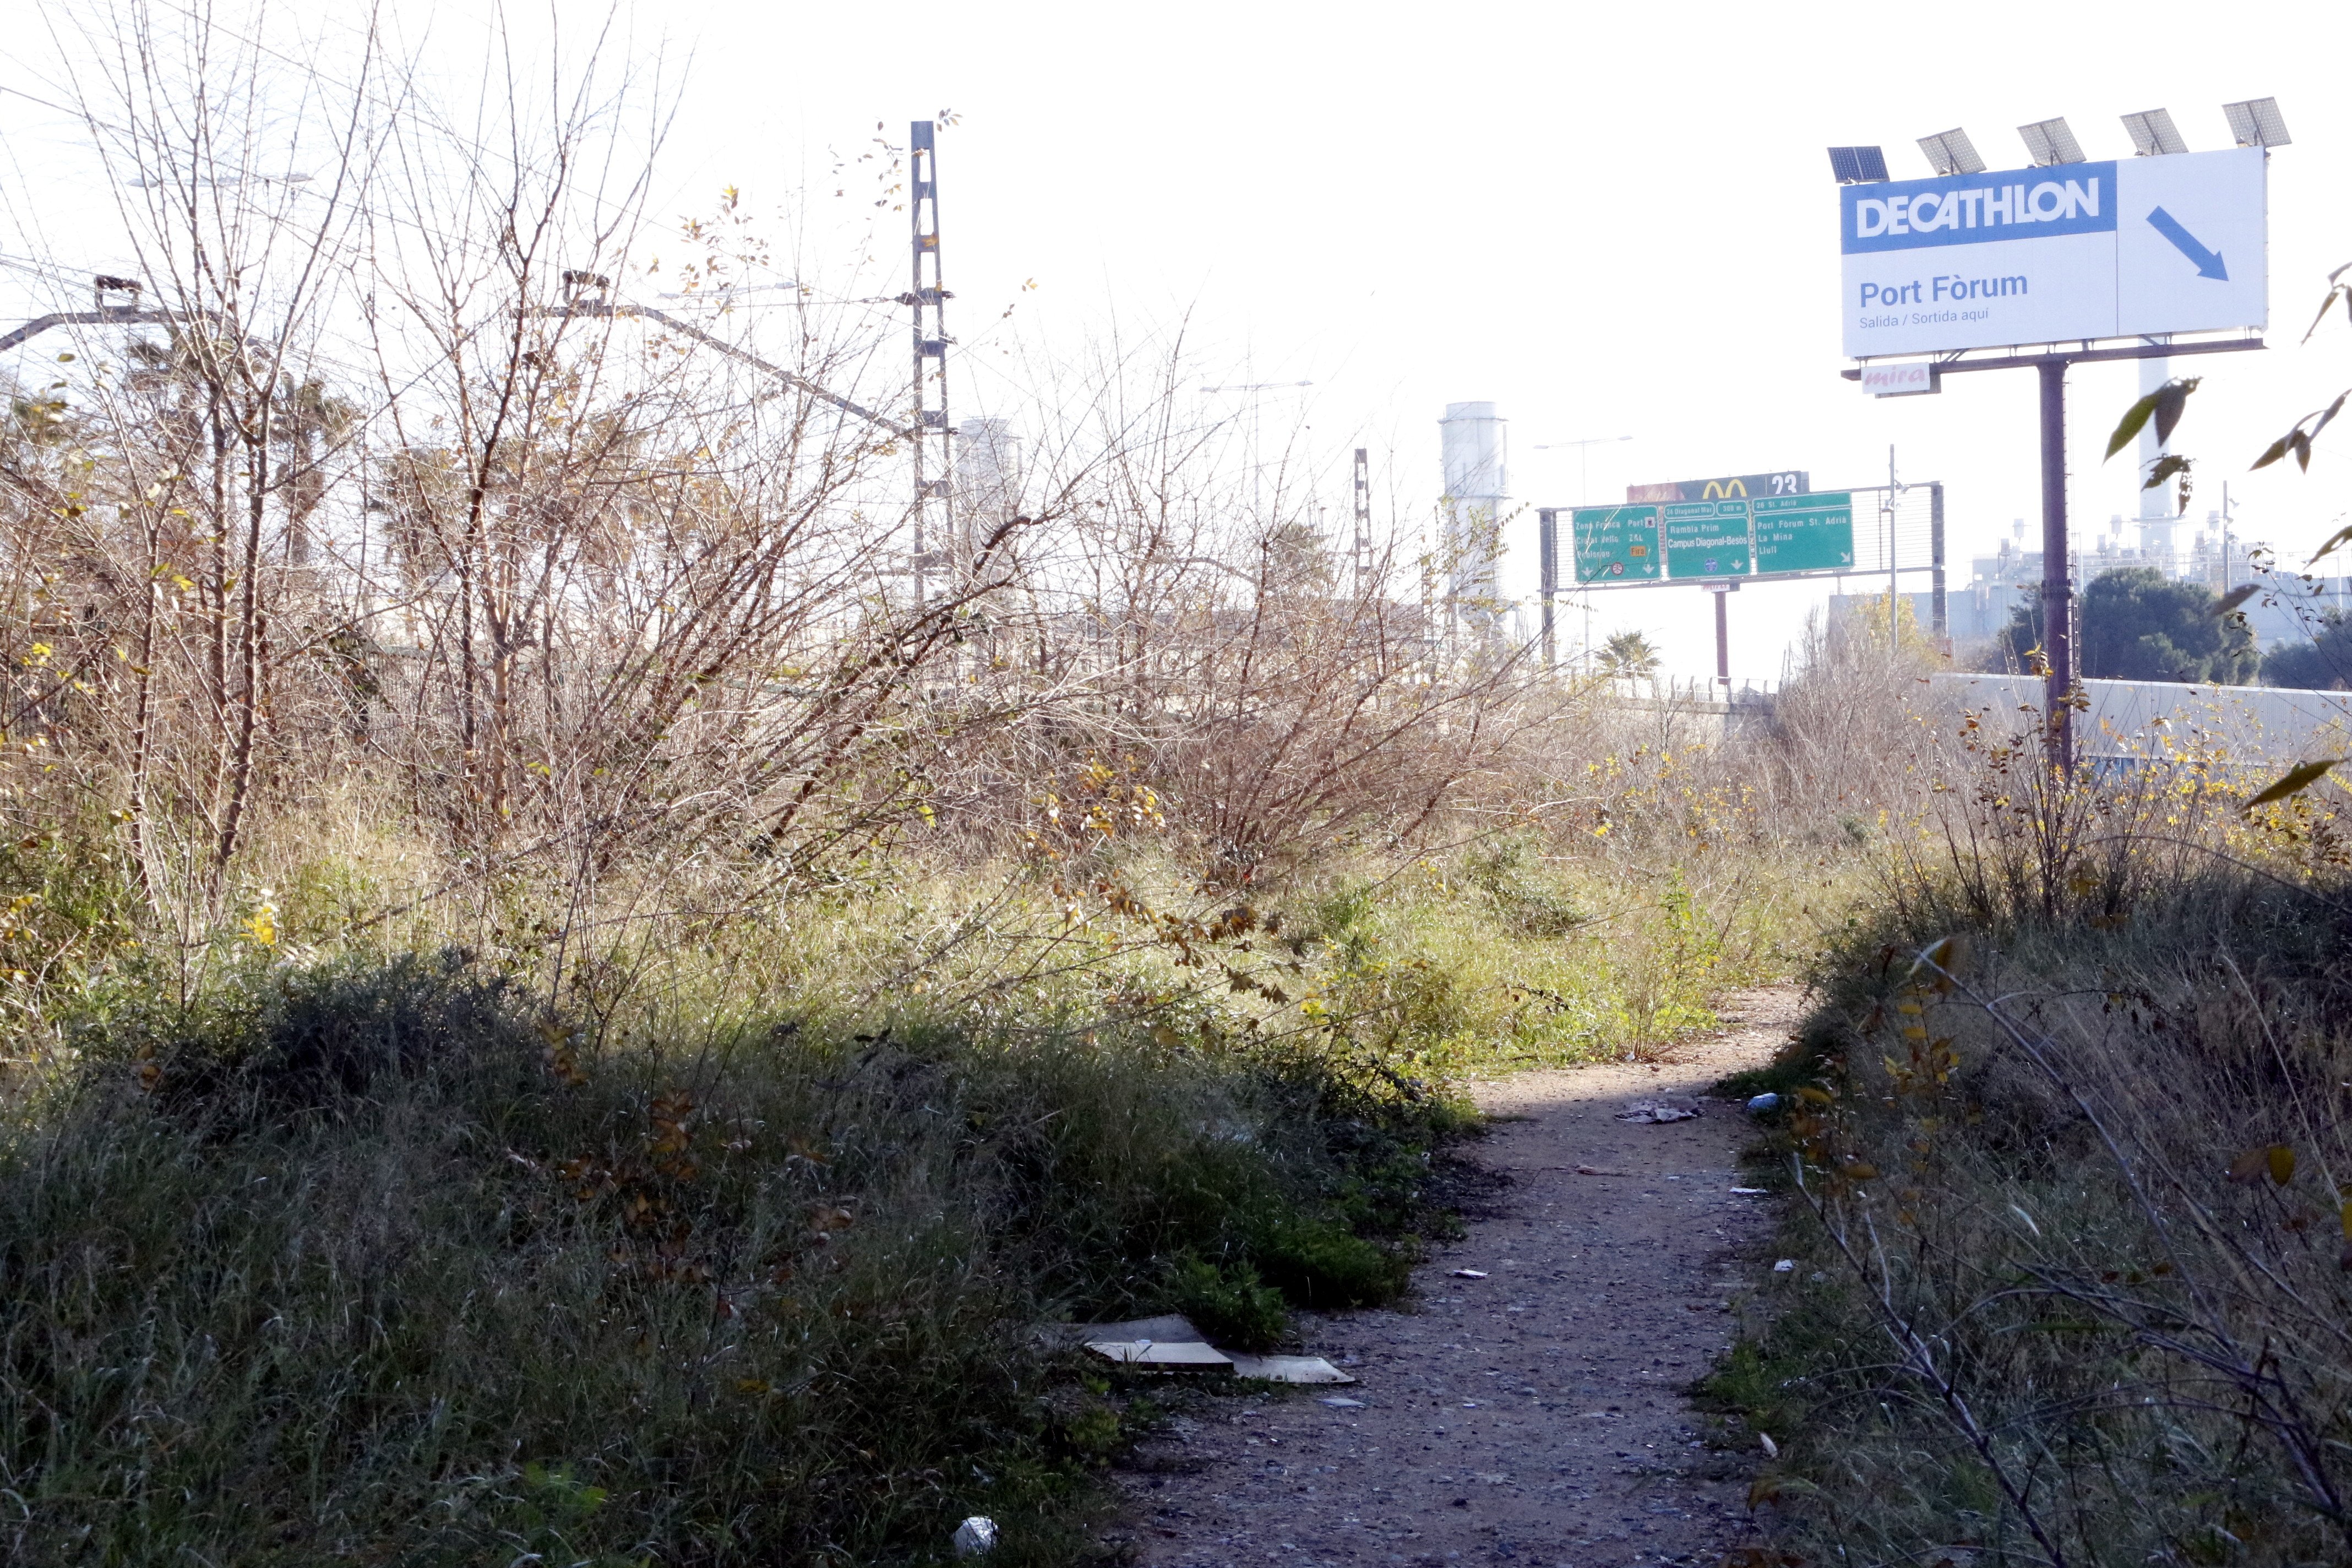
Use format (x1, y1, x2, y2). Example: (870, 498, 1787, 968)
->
(2146, 207, 2228, 280)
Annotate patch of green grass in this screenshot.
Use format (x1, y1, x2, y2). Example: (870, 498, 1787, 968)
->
(1302, 840, 1837, 1069)
(0, 951, 1458, 1565)
(1245, 1211, 1412, 1310)
(1168, 1256, 1290, 1351)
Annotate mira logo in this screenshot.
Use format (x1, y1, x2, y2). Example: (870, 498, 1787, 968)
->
(1843, 162, 2118, 254)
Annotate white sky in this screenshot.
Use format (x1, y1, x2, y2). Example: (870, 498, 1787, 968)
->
(4, 0, 2350, 681)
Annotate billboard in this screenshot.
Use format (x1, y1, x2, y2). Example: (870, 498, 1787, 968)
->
(1627, 471, 1807, 504)
(1575, 494, 1856, 584)
(1840, 146, 2266, 358)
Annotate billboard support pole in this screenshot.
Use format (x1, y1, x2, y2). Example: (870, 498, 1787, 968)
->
(1708, 580, 1735, 690)
(1929, 482, 1948, 648)
(1537, 508, 1558, 674)
(1846, 337, 2268, 769)
(2037, 360, 2075, 766)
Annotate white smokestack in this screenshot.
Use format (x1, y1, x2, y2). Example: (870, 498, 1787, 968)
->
(1439, 401, 1507, 609)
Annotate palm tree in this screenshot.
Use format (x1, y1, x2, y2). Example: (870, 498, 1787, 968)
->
(1597, 629, 1660, 680)
(271, 374, 356, 568)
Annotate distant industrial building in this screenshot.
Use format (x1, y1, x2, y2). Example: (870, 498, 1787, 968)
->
(1834, 509, 2352, 657)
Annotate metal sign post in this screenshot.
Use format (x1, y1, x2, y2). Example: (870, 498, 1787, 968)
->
(1706, 580, 1738, 689)
(1833, 106, 2286, 763)
(1538, 506, 1558, 672)
(1845, 336, 2262, 758)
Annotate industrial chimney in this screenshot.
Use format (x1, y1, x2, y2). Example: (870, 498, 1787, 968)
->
(1440, 401, 1507, 634)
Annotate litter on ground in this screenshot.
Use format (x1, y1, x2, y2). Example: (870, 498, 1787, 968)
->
(1448, 1268, 1488, 1279)
(1228, 1354, 1355, 1384)
(1318, 1395, 1366, 1409)
(1050, 1314, 1358, 1382)
(1084, 1339, 1233, 1370)
(1616, 1099, 1701, 1124)
(1035, 1314, 1203, 1349)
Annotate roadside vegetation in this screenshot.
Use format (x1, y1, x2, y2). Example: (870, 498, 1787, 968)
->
(1992, 564, 2258, 683)
(0, 683, 1868, 1564)
(56, 12, 2352, 1566)
(1710, 679, 2352, 1567)
(0, 13, 1911, 1563)
(1702, 248, 2352, 1568)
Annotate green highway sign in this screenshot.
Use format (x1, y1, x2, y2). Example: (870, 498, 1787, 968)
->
(1751, 492, 1855, 575)
(1663, 499, 1753, 579)
(1572, 505, 1662, 582)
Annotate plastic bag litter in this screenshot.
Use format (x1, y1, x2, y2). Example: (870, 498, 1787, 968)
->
(1616, 1098, 1700, 1124)
(952, 1516, 998, 1557)
(1746, 1092, 1782, 1115)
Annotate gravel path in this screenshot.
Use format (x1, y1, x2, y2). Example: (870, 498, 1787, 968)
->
(1117, 988, 1800, 1568)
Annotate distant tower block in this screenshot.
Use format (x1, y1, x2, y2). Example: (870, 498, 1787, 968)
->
(1439, 401, 1507, 619)
(957, 418, 1021, 531)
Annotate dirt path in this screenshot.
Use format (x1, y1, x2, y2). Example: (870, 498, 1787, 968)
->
(1117, 987, 1801, 1568)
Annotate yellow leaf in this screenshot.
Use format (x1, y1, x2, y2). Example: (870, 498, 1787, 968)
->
(2269, 1145, 2296, 1186)
(2245, 759, 2343, 812)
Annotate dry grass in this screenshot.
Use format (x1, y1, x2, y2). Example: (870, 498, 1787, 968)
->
(1711, 695, 2352, 1567)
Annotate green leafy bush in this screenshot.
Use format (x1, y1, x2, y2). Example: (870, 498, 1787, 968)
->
(1245, 1211, 1411, 1309)
(1168, 1256, 1290, 1351)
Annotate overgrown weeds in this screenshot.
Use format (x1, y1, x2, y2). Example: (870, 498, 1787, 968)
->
(0, 950, 1463, 1565)
(1714, 708, 2352, 1566)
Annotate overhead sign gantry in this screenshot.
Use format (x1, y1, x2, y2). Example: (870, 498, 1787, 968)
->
(1537, 476, 1941, 690)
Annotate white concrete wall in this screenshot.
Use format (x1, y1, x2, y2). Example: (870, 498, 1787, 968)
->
(1926, 673, 2352, 763)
